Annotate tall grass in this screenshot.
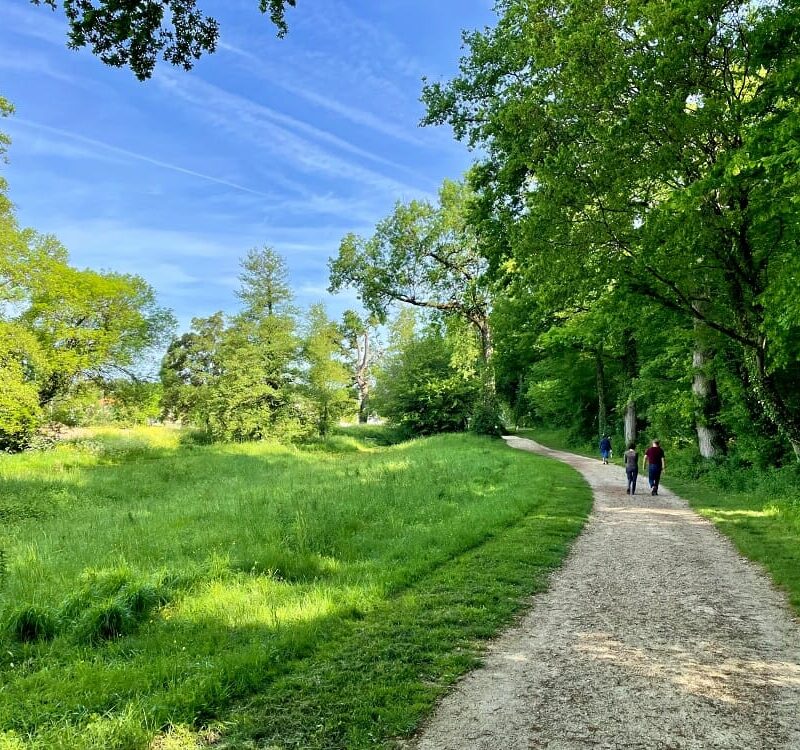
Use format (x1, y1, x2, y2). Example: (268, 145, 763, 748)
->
(0, 426, 590, 749)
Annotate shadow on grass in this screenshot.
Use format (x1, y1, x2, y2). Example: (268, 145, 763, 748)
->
(209, 503, 587, 750)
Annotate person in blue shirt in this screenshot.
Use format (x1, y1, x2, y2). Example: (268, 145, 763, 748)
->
(599, 435, 612, 464)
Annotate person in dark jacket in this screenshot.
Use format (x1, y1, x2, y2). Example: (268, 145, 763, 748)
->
(599, 435, 612, 464)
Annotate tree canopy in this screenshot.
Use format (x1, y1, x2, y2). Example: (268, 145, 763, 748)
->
(423, 0, 800, 458)
(329, 180, 493, 364)
(31, 0, 297, 80)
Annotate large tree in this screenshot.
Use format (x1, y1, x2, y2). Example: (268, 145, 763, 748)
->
(32, 0, 297, 79)
(329, 180, 493, 366)
(424, 0, 800, 458)
(19, 241, 176, 403)
(302, 304, 353, 436)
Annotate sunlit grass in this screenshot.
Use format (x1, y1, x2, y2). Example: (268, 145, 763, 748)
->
(0, 426, 591, 749)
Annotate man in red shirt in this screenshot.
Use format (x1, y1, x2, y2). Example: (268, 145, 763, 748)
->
(643, 439, 666, 496)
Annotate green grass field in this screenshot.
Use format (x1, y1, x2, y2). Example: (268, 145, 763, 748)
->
(522, 427, 800, 616)
(0, 427, 591, 749)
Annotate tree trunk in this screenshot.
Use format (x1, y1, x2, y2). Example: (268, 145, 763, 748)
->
(692, 328, 726, 459)
(746, 346, 800, 460)
(595, 347, 607, 438)
(514, 373, 526, 429)
(476, 317, 493, 364)
(355, 329, 370, 423)
(474, 316, 496, 396)
(624, 398, 636, 447)
(357, 384, 369, 423)
(692, 348, 725, 458)
(622, 329, 638, 447)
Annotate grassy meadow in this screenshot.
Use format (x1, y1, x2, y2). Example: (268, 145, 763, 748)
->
(0, 426, 591, 749)
(523, 428, 800, 615)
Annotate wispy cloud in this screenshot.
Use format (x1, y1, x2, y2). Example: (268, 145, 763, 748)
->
(155, 72, 430, 198)
(0, 0, 65, 46)
(219, 42, 428, 148)
(298, 0, 428, 83)
(47, 215, 361, 324)
(0, 48, 79, 85)
(10, 118, 282, 199)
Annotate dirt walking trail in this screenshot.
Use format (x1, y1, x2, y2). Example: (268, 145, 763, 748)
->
(408, 436, 800, 749)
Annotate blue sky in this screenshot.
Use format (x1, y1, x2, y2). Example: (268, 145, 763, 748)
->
(0, 0, 495, 330)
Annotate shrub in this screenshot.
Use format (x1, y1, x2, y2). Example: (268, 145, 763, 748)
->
(376, 333, 480, 435)
(470, 394, 506, 436)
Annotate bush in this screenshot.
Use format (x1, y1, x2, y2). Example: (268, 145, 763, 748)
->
(375, 333, 480, 435)
(0, 375, 43, 451)
(470, 394, 506, 436)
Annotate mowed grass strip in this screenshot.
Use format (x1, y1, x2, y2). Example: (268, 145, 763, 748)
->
(0, 427, 591, 749)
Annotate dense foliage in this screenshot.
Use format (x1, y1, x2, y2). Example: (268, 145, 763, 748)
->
(374, 316, 481, 436)
(423, 0, 800, 464)
(160, 247, 359, 440)
(31, 0, 297, 79)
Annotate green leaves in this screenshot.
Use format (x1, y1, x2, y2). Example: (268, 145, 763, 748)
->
(31, 0, 297, 80)
(428, 0, 800, 456)
(329, 180, 488, 326)
(302, 304, 353, 436)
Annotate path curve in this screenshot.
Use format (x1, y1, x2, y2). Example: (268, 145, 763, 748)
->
(407, 436, 800, 749)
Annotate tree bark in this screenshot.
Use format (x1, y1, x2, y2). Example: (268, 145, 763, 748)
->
(474, 316, 496, 395)
(595, 346, 607, 438)
(357, 385, 370, 424)
(475, 317, 493, 365)
(622, 329, 638, 447)
(692, 326, 726, 459)
(624, 398, 637, 447)
(354, 329, 370, 423)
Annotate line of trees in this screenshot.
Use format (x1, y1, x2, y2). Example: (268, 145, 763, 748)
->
(7, 0, 800, 466)
(160, 246, 378, 440)
(418, 0, 800, 465)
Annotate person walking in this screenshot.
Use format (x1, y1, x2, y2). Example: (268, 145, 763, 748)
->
(599, 435, 612, 464)
(643, 439, 666, 495)
(623, 443, 639, 495)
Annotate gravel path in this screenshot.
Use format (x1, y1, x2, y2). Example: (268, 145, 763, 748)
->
(407, 436, 800, 750)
